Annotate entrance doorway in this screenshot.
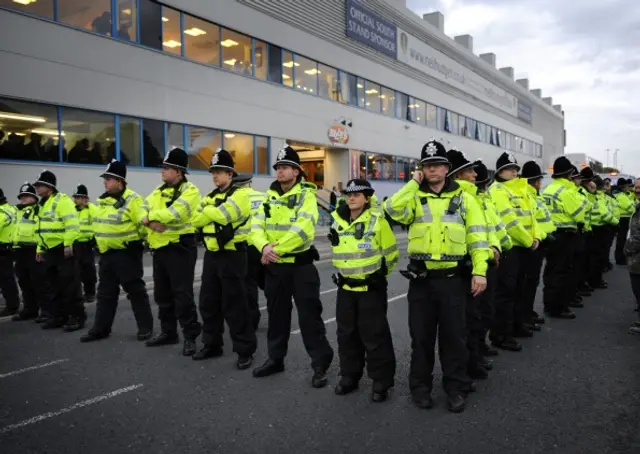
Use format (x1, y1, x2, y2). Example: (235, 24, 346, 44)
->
(300, 161, 325, 187)
(287, 140, 326, 188)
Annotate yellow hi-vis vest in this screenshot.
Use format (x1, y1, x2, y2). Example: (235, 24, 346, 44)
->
(542, 178, 589, 230)
(478, 191, 512, 252)
(330, 207, 399, 292)
(76, 203, 98, 243)
(578, 187, 593, 232)
(0, 203, 16, 245)
(13, 204, 38, 248)
(143, 180, 201, 249)
(605, 193, 620, 225)
(526, 185, 556, 240)
(457, 179, 501, 252)
(384, 179, 490, 277)
(616, 191, 636, 218)
(34, 192, 79, 253)
(192, 184, 251, 252)
(251, 181, 318, 264)
(236, 187, 266, 245)
(489, 177, 540, 248)
(93, 188, 146, 254)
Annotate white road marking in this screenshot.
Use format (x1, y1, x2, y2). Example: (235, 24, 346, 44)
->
(0, 359, 69, 379)
(0, 384, 144, 434)
(290, 293, 408, 334)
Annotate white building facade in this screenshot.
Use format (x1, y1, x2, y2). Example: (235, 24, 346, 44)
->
(0, 0, 565, 199)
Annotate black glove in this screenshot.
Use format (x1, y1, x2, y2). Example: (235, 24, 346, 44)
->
(327, 229, 339, 246)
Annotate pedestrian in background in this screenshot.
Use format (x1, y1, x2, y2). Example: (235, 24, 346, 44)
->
(623, 177, 640, 334)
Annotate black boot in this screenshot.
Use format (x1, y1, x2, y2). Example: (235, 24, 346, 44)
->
(513, 326, 533, 338)
(42, 317, 66, 330)
(311, 366, 329, 389)
(411, 389, 434, 409)
(479, 341, 499, 357)
(136, 329, 153, 341)
(12, 311, 38, 321)
(253, 358, 285, 378)
(334, 377, 359, 396)
(0, 308, 18, 318)
(182, 339, 197, 356)
(371, 382, 391, 403)
(478, 356, 493, 371)
(236, 355, 254, 370)
(192, 344, 223, 361)
(63, 316, 85, 332)
(447, 394, 467, 413)
(492, 336, 522, 352)
(145, 332, 180, 347)
(80, 331, 109, 343)
(468, 366, 489, 380)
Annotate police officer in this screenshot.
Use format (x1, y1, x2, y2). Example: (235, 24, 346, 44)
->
(0, 188, 20, 318)
(576, 167, 595, 298)
(385, 140, 489, 413)
(191, 149, 257, 369)
(446, 149, 490, 380)
(142, 149, 202, 356)
(614, 178, 634, 265)
(474, 162, 513, 359)
(603, 178, 620, 271)
(33, 170, 85, 331)
(329, 179, 398, 402)
(80, 160, 154, 343)
(589, 175, 616, 289)
(251, 145, 334, 388)
(72, 184, 97, 303)
(233, 173, 267, 332)
(519, 161, 556, 331)
(11, 182, 49, 321)
(488, 152, 541, 350)
(541, 157, 589, 319)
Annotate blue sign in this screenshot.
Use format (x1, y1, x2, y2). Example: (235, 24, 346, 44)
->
(345, 0, 398, 59)
(517, 100, 533, 124)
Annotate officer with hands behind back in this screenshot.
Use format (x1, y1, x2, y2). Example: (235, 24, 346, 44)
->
(384, 139, 489, 413)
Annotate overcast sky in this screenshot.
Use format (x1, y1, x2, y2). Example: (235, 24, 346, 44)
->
(406, 0, 640, 175)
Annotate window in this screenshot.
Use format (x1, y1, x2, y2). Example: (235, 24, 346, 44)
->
(412, 99, 426, 126)
(356, 78, 366, 107)
(436, 107, 446, 131)
(254, 40, 268, 80)
(0, 0, 54, 19)
(139, 0, 162, 50)
(496, 129, 503, 147)
(187, 126, 221, 170)
(184, 15, 220, 66)
(0, 97, 59, 162)
(396, 92, 409, 121)
(367, 153, 395, 180)
(318, 64, 339, 101)
(221, 28, 252, 76)
(142, 119, 164, 167)
(478, 123, 487, 143)
(256, 136, 269, 174)
(267, 45, 283, 83)
(167, 122, 184, 151)
(162, 7, 181, 55)
(374, 87, 391, 117)
(426, 104, 437, 129)
(450, 113, 459, 135)
(488, 127, 496, 146)
(282, 51, 294, 87)
(365, 81, 381, 113)
(401, 158, 418, 182)
(224, 132, 253, 173)
(116, 0, 136, 40)
(349, 151, 365, 179)
(61, 108, 115, 165)
(466, 118, 476, 139)
(119, 117, 141, 166)
(58, 0, 112, 35)
(294, 55, 318, 95)
(506, 133, 513, 151)
(338, 72, 358, 105)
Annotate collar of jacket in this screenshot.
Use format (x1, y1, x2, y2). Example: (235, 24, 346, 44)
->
(269, 180, 302, 197)
(16, 203, 36, 210)
(456, 179, 478, 197)
(335, 201, 371, 224)
(99, 188, 126, 200)
(210, 183, 235, 197)
(38, 191, 58, 206)
(418, 177, 460, 196)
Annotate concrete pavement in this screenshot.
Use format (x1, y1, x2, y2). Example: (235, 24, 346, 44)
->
(1, 253, 640, 453)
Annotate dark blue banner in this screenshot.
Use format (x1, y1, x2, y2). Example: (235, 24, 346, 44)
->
(346, 0, 398, 58)
(517, 100, 533, 124)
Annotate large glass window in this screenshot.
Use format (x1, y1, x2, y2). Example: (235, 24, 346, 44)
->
(58, 0, 112, 35)
(379, 87, 395, 118)
(357, 78, 366, 107)
(479, 123, 488, 143)
(256, 136, 269, 174)
(221, 28, 252, 76)
(119, 117, 141, 166)
(224, 132, 253, 173)
(396, 92, 409, 121)
(139, 0, 162, 50)
(466, 118, 476, 139)
(167, 122, 184, 152)
(281, 51, 294, 87)
(458, 115, 467, 136)
(0, 97, 59, 162)
(254, 40, 268, 80)
(116, 0, 136, 40)
(162, 7, 181, 55)
(426, 104, 437, 129)
(294, 55, 318, 95)
(412, 99, 426, 126)
(318, 64, 339, 101)
(184, 15, 220, 66)
(0, 0, 54, 19)
(450, 113, 459, 135)
(338, 72, 357, 106)
(61, 108, 115, 165)
(436, 107, 446, 131)
(267, 44, 283, 83)
(142, 119, 164, 167)
(187, 126, 221, 170)
(365, 81, 381, 113)
(367, 153, 395, 181)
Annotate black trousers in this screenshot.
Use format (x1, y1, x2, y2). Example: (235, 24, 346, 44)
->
(407, 276, 470, 395)
(336, 287, 395, 387)
(91, 246, 153, 335)
(199, 249, 257, 356)
(543, 231, 577, 315)
(264, 263, 334, 369)
(588, 226, 609, 286)
(579, 231, 593, 289)
(245, 245, 264, 331)
(152, 242, 201, 340)
(519, 247, 545, 325)
(42, 246, 85, 320)
(466, 290, 483, 371)
(616, 218, 631, 264)
(478, 265, 497, 334)
(0, 249, 19, 311)
(74, 241, 97, 298)
(492, 246, 527, 339)
(14, 246, 49, 315)
(629, 273, 640, 310)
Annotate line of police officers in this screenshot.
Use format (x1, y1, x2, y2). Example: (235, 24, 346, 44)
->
(0, 140, 631, 413)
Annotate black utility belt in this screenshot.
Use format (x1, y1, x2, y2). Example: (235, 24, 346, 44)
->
(0, 243, 12, 252)
(556, 228, 577, 234)
(332, 272, 381, 289)
(279, 246, 319, 265)
(400, 258, 468, 281)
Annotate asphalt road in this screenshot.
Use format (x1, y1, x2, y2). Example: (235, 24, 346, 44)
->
(1, 239, 639, 453)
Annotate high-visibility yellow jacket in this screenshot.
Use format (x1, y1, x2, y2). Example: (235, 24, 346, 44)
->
(616, 191, 636, 218)
(542, 178, 589, 230)
(236, 187, 266, 246)
(93, 188, 146, 254)
(589, 191, 615, 226)
(143, 180, 201, 249)
(489, 177, 540, 248)
(457, 179, 499, 251)
(251, 181, 318, 264)
(34, 192, 79, 253)
(0, 202, 16, 245)
(385, 179, 490, 277)
(605, 193, 620, 225)
(526, 185, 556, 240)
(76, 203, 98, 243)
(12, 203, 38, 248)
(578, 187, 593, 232)
(478, 191, 512, 252)
(330, 205, 399, 292)
(192, 185, 251, 252)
